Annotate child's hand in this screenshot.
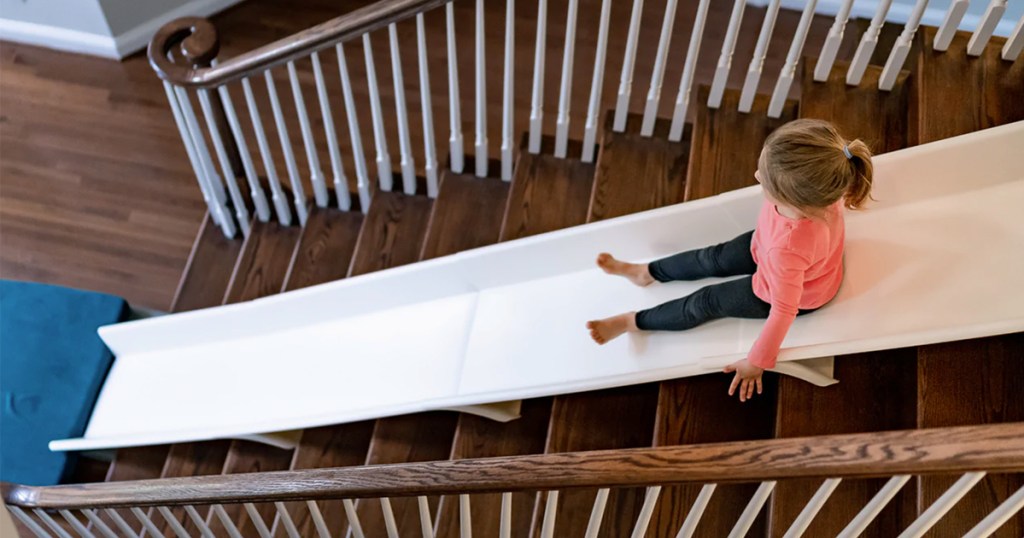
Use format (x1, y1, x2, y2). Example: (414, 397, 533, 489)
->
(723, 359, 764, 402)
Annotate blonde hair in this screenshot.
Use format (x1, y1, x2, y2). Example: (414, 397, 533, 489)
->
(758, 119, 873, 215)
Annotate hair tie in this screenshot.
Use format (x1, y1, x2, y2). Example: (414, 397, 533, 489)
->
(842, 145, 853, 160)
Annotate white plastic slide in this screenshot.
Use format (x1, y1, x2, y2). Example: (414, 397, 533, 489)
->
(52, 122, 1024, 452)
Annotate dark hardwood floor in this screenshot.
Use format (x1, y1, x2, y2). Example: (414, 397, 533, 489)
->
(0, 0, 841, 309)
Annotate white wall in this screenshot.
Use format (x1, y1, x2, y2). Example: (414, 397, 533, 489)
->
(0, 0, 244, 59)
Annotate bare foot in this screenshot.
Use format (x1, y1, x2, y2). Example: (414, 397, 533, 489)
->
(587, 313, 637, 345)
(596, 253, 655, 287)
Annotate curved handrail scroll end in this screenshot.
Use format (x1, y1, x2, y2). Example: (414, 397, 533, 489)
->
(148, 16, 219, 85)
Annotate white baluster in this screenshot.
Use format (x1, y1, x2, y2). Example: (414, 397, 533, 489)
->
(446, 2, 466, 173)
(669, 0, 711, 141)
(336, 43, 373, 212)
(273, 502, 301, 538)
(640, 0, 680, 136)
(933, 0, 970, 51)
(389, 23, 418, 194)
(380, 498, 400, 538)
(727, 481, 776, 538)
(968, 0, 1008, 56)
(837, 475, 911, 538)
(311, 51, 352, 211)
(162, 82, 226, 231)
(418, 496, 435, 538)
(769, 0, 818, 118)
(613, 0, 646, 132)
(898, 472, 987, 538)
(540, 491, 559, 538)
(499, 493, 513, 538)
(783, 478, 842, 538)
(417, 14, 440, 196)
(197, 89, 252, 236)
(501, 0, 515, 179)
(172, 86, 236, 237)
(709, 0, 747, 109)
(583, 489, 609, 538)
(1003, 14, 1024, 60)
(157, 507, 190, 538)
(459, 494, 472, 538)
(305, 501, 332, 538)
(264, 70, 310, 226)
(738, 0, 781, 113)
(676, 484, 716, 538)
(241, 77, 292, 225)
(363, 33, 395, 191)
(813, 0, 854, 81)
(184, 506, 215, 538)
(286, 60, 329, 207)
(879, 0, 929, 91)
(58, 510, 94, 538)
(475, 0, 489, 177)
(554, 0, 580, 157)
(217, 83, 272, 222)
(846, 0, 894, 86)
(342, 500, 366, 538)
(963, 483, 1024, 538)
(528, 0, 548, 153)
(8, 506, 52, 538)
(81, 509, 117, 538)
(212, 505, 244, 538)
(100, 509, 136, 538)
(130, 507, 162, 537)
(33, 509, 72, 538)
(582, 0, 613, 161)
(243, 503, 273, 538)
(631, 486, 662, 538)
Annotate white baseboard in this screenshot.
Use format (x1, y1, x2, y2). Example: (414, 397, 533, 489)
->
(750, 0, 1018, 38)
(0, 0, 245, 60)
(0, 19, 120, 59)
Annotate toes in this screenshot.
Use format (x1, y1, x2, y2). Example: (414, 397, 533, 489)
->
(586, 320, 596, 329)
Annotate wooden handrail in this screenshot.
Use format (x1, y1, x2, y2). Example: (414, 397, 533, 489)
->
(5, 423, 1024, 510)
(148, 0, 448, 88)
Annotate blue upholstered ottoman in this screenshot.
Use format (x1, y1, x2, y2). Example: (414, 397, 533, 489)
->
(0, 280, 127, 486)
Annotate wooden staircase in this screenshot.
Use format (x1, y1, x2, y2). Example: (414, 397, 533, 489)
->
(85, 27, 1024, 538)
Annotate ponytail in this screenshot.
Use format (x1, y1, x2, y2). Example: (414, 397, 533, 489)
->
(843, 138, 873, 210)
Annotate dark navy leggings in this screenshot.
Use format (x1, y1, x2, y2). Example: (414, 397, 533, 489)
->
(634, 231, 814, 331)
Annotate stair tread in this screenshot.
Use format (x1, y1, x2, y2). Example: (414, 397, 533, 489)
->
(588, 113, 690, 222)
(531, 385, 659, 537)
(769, 349, 918, 537)
(649, 87, 794, 537)
(915, 28, 1024, 145)
(420, 170, 511, 260)
(157, 441, 232, 537)
(801, 60, 910, 153)
(207, 441, 293, 536)
(686, 87, 797, 201)
(172, 213, 242, 312)
(283, 207, 364, 291)
(348, 190, 433, 277)
(277, 422, 376, 538)
(649, 375, 779, 537)
(500, 137, 595, 241)
(223, 219, 304, 303)
(434, 399, 553, 538)
(353, 412, 459, 538)
(917, 333, 1024, 537)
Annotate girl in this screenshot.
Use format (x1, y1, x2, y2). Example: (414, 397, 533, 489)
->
(586, 119, 873, 402)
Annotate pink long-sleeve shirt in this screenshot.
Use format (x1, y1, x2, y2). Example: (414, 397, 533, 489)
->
(748, 200, 845, 368)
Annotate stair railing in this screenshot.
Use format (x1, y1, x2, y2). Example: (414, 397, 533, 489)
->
(151, 0, 1024, 238)
(6, 423, 1024, 537)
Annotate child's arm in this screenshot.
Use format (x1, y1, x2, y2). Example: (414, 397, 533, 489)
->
(748, 247, 810, 369)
